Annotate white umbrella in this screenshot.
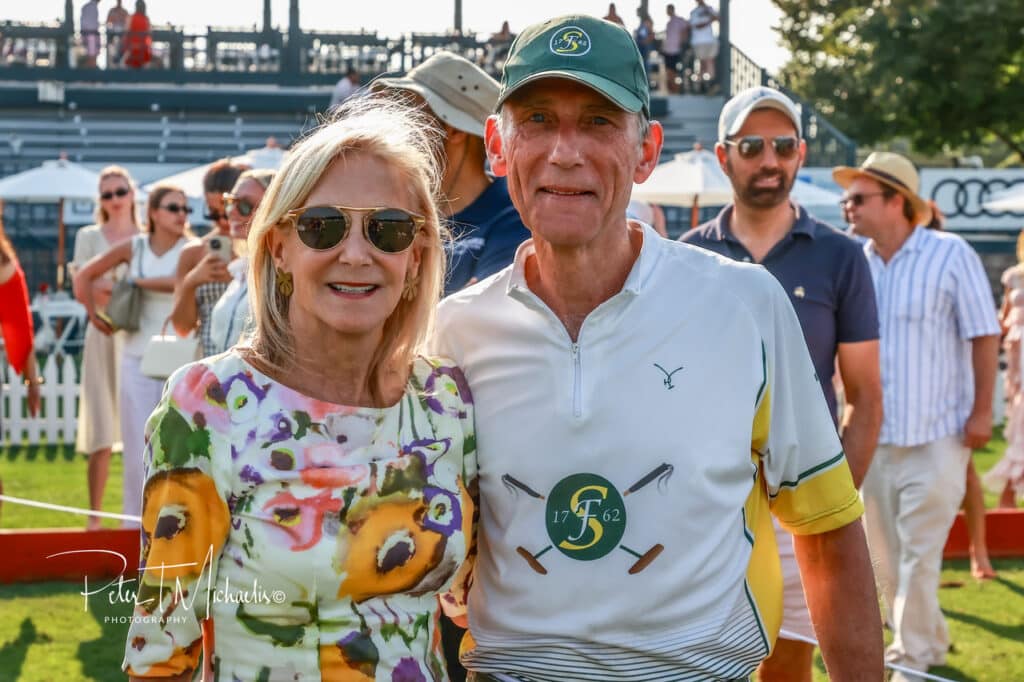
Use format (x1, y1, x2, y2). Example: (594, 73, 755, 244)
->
(632, 149, 734, 208)
(0, 159, 103, 288)
(145, 146, 288, 199)
(982, 187, 1024, 213)
(631, 149, 734, 227)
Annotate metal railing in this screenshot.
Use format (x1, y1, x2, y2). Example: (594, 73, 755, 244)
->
(730, 45, 856, 167)
(0, 20, 511, 86)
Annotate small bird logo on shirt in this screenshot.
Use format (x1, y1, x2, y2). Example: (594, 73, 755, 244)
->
(654, 363, 684, 390)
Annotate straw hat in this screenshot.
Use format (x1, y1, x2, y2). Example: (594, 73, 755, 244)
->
(833, 152, 932, 226)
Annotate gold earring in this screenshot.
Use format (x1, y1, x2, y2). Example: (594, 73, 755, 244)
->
(402, 273, 419, 301)
(275, 267, 293, 297)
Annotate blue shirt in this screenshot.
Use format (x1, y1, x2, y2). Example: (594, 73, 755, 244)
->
(681, 203, 879, 421)
(864, 227, 1000, 446)
(445, 176, 530, 296)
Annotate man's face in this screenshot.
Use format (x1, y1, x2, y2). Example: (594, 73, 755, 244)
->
(486, 79, 661, 250)
(843, 175, 898, 240)
(717, 108, 804, 210)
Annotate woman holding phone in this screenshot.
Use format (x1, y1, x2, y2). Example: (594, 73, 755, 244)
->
(123, 100, 476, 681)
(169, 160, 247, 357)
(75, 185, 191, 525)
(70, 165, 141, 530)
(208, 168, 275, 355)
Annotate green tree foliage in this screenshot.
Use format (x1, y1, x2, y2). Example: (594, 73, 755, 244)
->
(773, 0, 1024, 159)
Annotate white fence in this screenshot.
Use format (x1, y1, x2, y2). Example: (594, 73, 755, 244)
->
(1, 353, 79, 445)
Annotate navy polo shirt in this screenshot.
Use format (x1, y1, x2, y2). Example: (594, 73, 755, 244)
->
(445, 176, 530, 296)
(680, 203, 879, 421)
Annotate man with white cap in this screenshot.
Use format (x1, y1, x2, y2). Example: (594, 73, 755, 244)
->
(432, 15, 882, 681)
(835, 152, 1000, 681)
(373, 52, 529, 295)
(682, 86, 883, 682)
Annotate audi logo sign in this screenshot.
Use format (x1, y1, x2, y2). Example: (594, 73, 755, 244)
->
(800, 168, 1024, 231)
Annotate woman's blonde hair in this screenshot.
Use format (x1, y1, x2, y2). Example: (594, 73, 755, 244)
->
(1016, 230, 1024, 265)
(95, 165, 142, 228)
(246, 98, 447, 400)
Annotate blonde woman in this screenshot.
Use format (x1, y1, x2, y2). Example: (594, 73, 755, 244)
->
(123, 100, 476, 681)
(70, 166, 141, 530)
(207, 168, 275, 355)
(75, 185, 190, 526)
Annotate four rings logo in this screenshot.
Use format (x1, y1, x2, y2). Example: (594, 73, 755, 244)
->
(550, 27, 591, 56)
(931, 178, 1024, 219)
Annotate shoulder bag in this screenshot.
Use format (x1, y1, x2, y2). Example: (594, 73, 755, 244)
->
(105, 235, 144, 332)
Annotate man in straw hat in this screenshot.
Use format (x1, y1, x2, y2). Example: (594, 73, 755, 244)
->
(682, 85, 883, 682)
(372, 51, 529, 296)
(432, 14, 882, 680)
(834, 152, 1000, 681)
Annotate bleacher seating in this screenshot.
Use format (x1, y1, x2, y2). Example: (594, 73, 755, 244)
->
(0, 108, 315, 166)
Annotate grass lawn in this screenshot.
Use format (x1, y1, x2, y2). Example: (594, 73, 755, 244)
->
(1, 432, 1022, 680)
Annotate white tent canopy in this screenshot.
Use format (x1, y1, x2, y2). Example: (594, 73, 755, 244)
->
(145, 146, 288, 198)
(0, 159, 101, 202)
(983, 186, 1024, 213)
(0, 159, 110, 289)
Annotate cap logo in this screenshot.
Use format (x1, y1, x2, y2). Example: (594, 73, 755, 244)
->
(549, 26, 591, 56)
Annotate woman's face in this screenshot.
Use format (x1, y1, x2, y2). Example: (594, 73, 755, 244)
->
(227, 178, 266, 240)
(150, 191, 190, 238)
(205, 191, 230, 234)
(271, 153, 424, 344)
(98, 175, 133, 220)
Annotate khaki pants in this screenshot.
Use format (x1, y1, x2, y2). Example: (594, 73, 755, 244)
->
(861, 435, 970, 674)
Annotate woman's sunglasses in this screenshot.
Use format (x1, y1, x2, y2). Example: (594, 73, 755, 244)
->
(160, 203, 193, 215)
(100, 187, 130, 201)
(223, 193, 256, 217)
(281, 205, 424, 254)
(724, 135, 800, 160)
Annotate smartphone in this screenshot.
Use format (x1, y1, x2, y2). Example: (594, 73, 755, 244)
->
(206, 235, 232, 263)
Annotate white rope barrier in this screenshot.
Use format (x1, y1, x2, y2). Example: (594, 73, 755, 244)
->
(780, 629, 958, 682)
(0, 493, 141, 523)
(0, 496, 973, 681)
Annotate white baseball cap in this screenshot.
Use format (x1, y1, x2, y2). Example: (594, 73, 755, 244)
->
(718, 86, 802, 141)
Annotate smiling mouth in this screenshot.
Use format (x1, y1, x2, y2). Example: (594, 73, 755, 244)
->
(541, 187, 593, 197)
(328, 283, 377, 294)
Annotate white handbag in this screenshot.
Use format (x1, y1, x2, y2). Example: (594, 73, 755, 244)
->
(140, 319, 199, 380)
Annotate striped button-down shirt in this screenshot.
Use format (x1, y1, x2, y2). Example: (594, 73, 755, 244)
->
(865, 227, 1000, 447)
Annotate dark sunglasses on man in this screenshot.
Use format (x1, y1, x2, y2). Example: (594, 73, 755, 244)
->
(161, 203, 193, 215)
(204, 209, 228, 222)
(838, 192, 887, 208)
(724, 135, 800, 160)
(100, 187, 130, 201)
(281, 205, 424, 254)
(223, 193, 256, 217)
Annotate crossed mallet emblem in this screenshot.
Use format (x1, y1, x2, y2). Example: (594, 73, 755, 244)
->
(501, 462, 673, 575)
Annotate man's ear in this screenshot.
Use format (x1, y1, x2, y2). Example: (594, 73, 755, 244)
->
(484, 115, 507, 177)
(632, 120, 664, 184)
(715, 141, 729, 173)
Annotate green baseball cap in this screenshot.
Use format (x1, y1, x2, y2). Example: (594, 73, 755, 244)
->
(496, 15, 650, 116)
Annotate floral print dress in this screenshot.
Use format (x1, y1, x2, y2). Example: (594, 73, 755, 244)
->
(122, 351, 477, 680)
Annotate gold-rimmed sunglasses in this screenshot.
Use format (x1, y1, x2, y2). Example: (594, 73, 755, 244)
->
(280, 205, 425, 254)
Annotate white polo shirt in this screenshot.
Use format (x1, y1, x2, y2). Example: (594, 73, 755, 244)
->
(432, 224, 862, 680)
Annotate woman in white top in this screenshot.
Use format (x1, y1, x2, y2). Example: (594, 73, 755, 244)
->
(70, 166, 141, 530)
(75, 184, 190, 525)
(208, 168, 274, 355)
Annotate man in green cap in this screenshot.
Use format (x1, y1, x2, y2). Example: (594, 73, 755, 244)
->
(432, 14, 882, 681)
